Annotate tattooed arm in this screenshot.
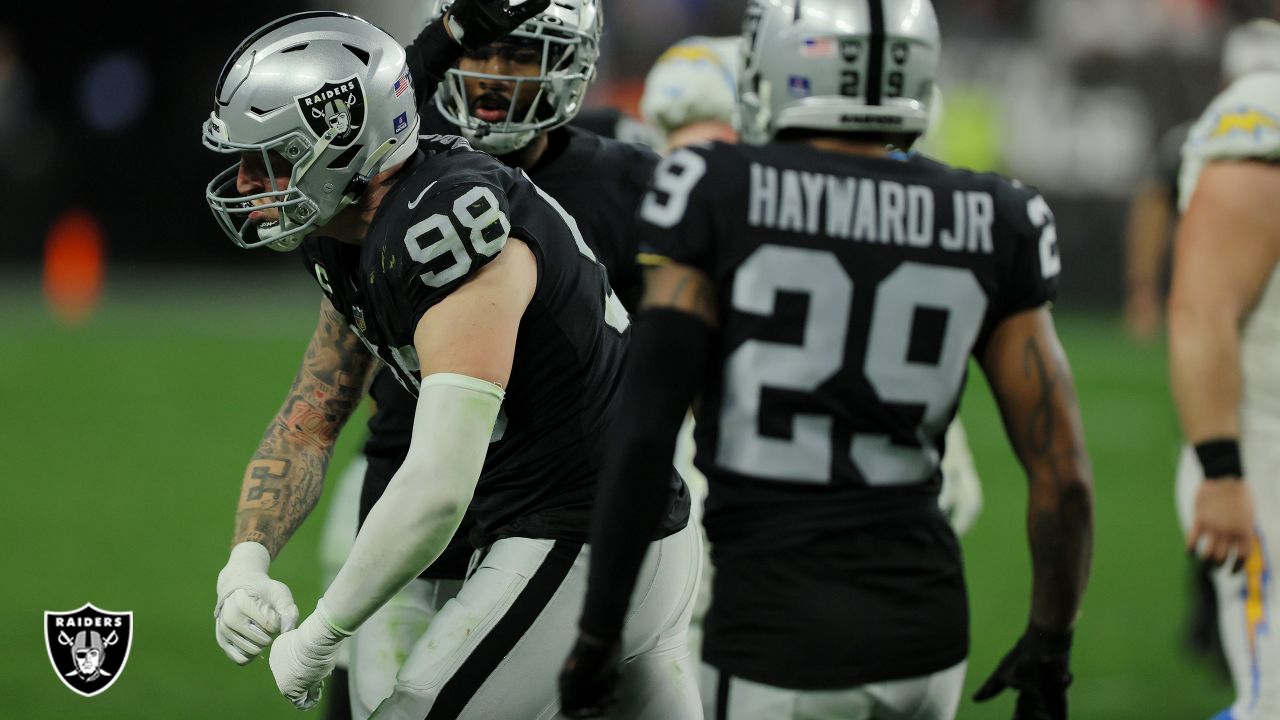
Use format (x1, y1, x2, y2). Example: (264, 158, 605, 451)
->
(214, 296, 373, 666)
(980, 307, 1094, 632)
(233, 296, 374, 558)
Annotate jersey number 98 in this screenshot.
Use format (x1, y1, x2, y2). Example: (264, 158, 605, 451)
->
(404, 186, 511, 288)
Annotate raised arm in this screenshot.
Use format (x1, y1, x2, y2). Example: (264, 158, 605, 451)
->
(214, 295, 373, 667)
(973, 307, 1094, 719)
(1168, 160, 1280, 568)
(404, 0, 551, 103)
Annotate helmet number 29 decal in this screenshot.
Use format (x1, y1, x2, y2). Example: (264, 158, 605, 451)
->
(837, 39, 908, 100)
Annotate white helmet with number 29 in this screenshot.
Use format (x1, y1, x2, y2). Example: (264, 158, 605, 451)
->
(738, 0, 939, 145)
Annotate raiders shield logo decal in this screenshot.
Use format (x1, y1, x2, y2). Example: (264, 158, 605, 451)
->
(296, 76, 366, 148)
(45, 603, 133, 697)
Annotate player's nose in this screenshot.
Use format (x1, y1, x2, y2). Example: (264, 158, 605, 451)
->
(478, 56, 520, 85)
(235, 155, 268, 194)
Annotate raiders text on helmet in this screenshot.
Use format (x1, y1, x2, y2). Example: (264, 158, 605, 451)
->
(738, 0, 940, 145)
(430, 0, 601, 155)
(203, 12, 421, 251)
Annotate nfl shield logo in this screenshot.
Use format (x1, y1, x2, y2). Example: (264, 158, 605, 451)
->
(296, 76, 366, 148)
(44, 603, 133, 697)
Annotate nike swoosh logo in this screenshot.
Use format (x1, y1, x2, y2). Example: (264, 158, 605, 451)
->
(407, 181, 437, 209)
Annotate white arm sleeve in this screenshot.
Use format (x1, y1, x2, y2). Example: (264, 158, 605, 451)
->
(319, 372, 503, 632)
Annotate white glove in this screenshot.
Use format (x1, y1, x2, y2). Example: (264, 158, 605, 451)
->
(214, 542, 299, 665)
(269, 599, 351, 710)
(938, 421, 984, 536)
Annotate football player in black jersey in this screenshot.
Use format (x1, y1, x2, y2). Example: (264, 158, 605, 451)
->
(203, 11, 698, 718)
(561, 1, 1095, 719)
(294, 1, 680, 716)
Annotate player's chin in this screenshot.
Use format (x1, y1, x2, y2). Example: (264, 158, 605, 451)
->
(249, 209, 281, 230)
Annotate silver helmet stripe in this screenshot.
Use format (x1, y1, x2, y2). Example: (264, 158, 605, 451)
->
(215, 11, 359, 101)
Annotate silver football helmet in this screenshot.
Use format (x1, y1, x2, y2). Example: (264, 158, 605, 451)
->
(738, 0, 940, 145)
(429, 0, 601, 155)
(203, 12, 421, 251)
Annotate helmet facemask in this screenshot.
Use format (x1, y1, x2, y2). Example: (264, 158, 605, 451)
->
(434, 1, 600, 155)
(204, 119, 322, 252)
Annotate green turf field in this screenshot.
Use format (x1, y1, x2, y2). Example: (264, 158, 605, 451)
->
(0, 270, 1235, 718)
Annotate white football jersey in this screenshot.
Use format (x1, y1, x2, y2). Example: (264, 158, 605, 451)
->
(1179, 72, 1280, 211)
(1180, 72, 1280, 420)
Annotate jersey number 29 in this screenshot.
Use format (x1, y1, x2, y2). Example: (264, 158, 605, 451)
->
(717, 245, 988, 486)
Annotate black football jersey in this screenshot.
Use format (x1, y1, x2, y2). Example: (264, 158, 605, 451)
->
(570, 106, 663, 151)
(637, 140, 1060, 687)
(361, 127, 661, 467)
(300, 135, 684, 548)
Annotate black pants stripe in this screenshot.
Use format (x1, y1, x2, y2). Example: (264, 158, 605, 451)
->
(716, 669, 731, 720)
(424, 539, 582, 719)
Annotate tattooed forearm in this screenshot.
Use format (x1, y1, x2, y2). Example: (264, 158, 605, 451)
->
(1023, 337, 1057, 457)
(1018, 334, 1094, 631)
(232, 300, 374, 557)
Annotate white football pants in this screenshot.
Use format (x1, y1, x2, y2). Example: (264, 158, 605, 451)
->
(699, 661, 966, 720)
(1178, 436, 1280, 720)
(359, 523, 703, 719)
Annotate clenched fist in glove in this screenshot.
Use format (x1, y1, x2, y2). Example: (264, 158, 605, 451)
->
(444, 0, 552, 50)
(269, 599, 351, 710)
(214, 542, 299, 665)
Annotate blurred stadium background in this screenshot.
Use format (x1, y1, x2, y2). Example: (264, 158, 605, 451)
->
(1, 0, 1273, 716)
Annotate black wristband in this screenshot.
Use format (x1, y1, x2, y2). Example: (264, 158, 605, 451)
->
(1194, 438, 1243, 480)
